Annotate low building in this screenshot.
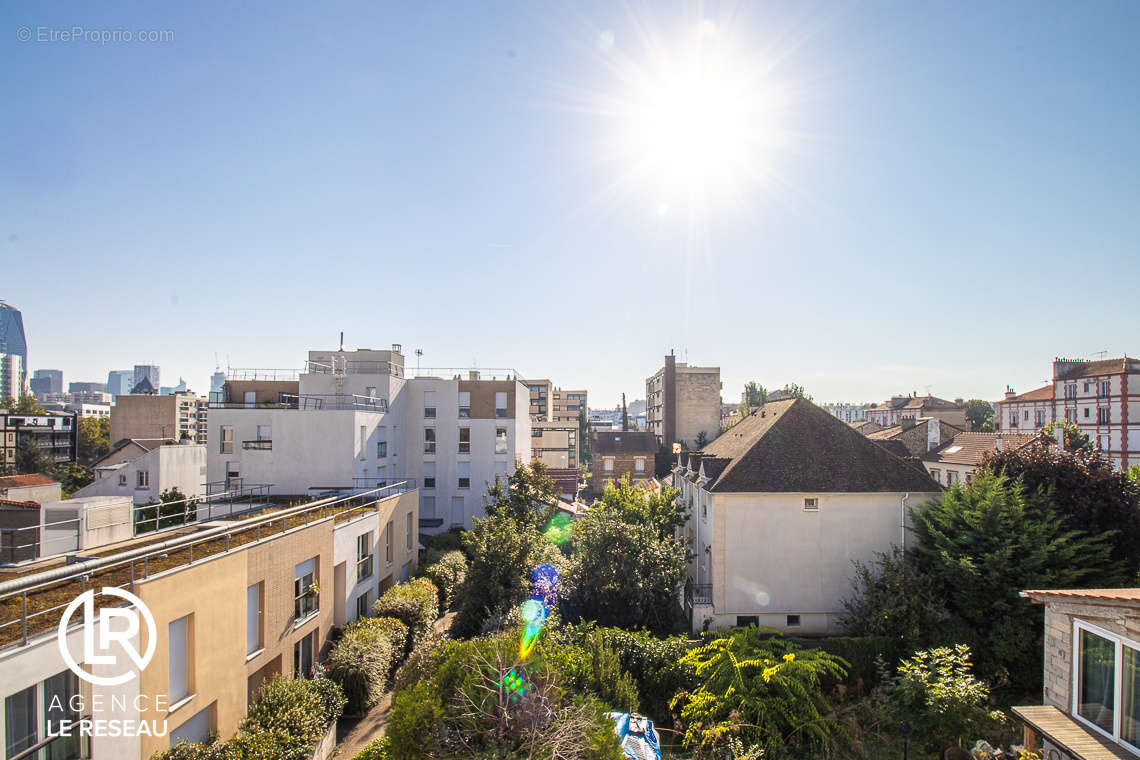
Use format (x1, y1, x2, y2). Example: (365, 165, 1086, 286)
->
(866, 417, 963, 460)
(1, 494, 134, 563)
(1013, 588, 1140, 760)
(848, 420, 883, 435)
(822, 403, 867, 423)
(0, 485, 417, 759)
(677, 398, 941, 634)
(75, 439, 207, 505)
(995, 385, 1055, 434)
(920, 431, 1040, 487)
(0, 473, 62, 503)
(531, 420, 579, 470)
(864, 394, 967, 429)
(589, 430, 657, 495)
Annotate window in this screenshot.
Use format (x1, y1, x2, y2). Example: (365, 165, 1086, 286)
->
(220, 425, 233, 454)
(171, 705, 213, 746)
(360, 425, 367, 459)
(1023, 410, 1029, 420)
(1085, 407, 1091, 419)
(458, 391, 470, 419)
(786, 615, 801, 628)
(803, 498, 819, 511)
(257, 424, 271, 441)
(357, 532, 374, 582)
(1099, 408, 1110, 425)
(947, 471, 959, 484)
(929, 468, 941, 482)
(293, 631, 316, 678)
(385, 520, 393, 564)
(1085, 382, 1091, 393)
(5, 685, 37, 757)
(1066, 384, 1077, 401)
(355, 592, 370, 620)
(450, 496, 465, 526)
(495, 392, 508, 419)
(422, 496, 435, 517)
(246, 583, 263, 655)
(1073, 622, 1123, 741)
(1009, 413, 1018, 428)
(366, 386, 376, 398)
(424, 427, 436, 454)
(1100, 380, 1110, 399)
(406, 512, 413, 552)
(423, 391, 436, 419)
(458, 427, 470, 454)
(1036, 410, 1045, 426)
(736, 616, 759, 627)
(377, 427, 387, 458)
(293, 558, 318, 621)
(495, 427, 508, 454)
(1101, 435, 1110, 451)
(118, 473, 127, 486)
(604, 457, 614, 473)
(169, 615, 190, 702)
(137, 470, 150, 488)
(635, 457, 646, 473)
(423, 461, 436, 489)
(458, 462, 470, 489)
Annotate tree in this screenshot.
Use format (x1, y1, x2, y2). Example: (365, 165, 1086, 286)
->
(671, 628, 848, 758)
(136, 487, 197, 533)
(743, 381, 767, 407)
(981, 443, 1140, 576)
(695, 430, 710, 448)
(964, 399, 994, 432)
(1040, 419, 1093, 452)
(780, 383, 812, 401)
(1, 394, 46, 414)
(77, 416, 110, 462)
(563, 497, 686, 633)
(909, 472, 1124, 692)
(482, 461, 558, 532)
(15, 436, 52, 475)
(50, 463, 93, 496)
(578, 409, 592, 468)
(593, 475, 687, 540)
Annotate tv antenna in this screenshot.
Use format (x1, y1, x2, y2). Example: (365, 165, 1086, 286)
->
(415, 348, 423, 375)
(1091, 349, 1109, 359)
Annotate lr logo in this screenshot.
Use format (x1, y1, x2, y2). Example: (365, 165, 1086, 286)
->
(57, 587, 157, 686)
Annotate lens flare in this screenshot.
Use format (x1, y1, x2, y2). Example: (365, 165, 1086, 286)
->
(521, 598, 546, 625)
(518, 564, 562, 660)
(544, 514, 573, 546)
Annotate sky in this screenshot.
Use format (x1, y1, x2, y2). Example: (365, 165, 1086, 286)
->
(3, 1, 1139, 408)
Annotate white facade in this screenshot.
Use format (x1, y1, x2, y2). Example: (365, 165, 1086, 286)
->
(822, 403, 867, 423)
(76, 443, 207, 505)
(0, 353, 22, 399)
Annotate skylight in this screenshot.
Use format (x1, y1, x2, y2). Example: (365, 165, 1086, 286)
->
(943, 445, 963, 454)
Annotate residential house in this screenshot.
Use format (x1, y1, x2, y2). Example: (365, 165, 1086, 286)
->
(921, 431, 1040, 487)
(848, 420, 883, 435)
(864, 394, 967, 429)
(589, 430, 657, 495)
(676, 398, 941, 634)
(996, 385, 1055, 434)
(1013, 588, 1140, 760)
(823, 403, 867, 423)
(646, 352, 722, 449)
(866, 417, 963, 460)
(74, 439, 207, 504)
(0, 473, 62, 504)
(0, 408, 77, 468)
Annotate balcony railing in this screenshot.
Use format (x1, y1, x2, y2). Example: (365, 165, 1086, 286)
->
(211, 394, 388, 412)
(243, 439, 272, 450)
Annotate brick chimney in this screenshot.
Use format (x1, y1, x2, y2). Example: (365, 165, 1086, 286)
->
(1004, 386, 1016, 400)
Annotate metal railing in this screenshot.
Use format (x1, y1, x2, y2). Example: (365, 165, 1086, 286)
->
(225, 368, 302, 381)
(0, 484, 275, 564)
(410, 367, 527, 382)
(0, 481, 414, 650)
(685, 581, 713, 607)
(210, 393, 388, 412)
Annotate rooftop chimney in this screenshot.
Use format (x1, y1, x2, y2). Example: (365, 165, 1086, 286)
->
(995, 436, 1003, 452)
(1004, 386, 1016, 400)
(468, 370, 480, 381)
(621, 393, 628, 432)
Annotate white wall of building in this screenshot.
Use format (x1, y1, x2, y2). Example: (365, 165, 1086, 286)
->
(78, 445, 206, 505)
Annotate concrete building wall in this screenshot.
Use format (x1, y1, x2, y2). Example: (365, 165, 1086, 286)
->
(77, 445, 206, 505)
(674, 367, 722, 447)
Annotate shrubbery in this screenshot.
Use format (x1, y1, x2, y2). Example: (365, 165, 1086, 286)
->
(373, 578, 439, 649)
(328, 624, 399, 714)
(151, 676, 343, 760)
(352, 737, 391, 759)
(417, 549, 467, 610)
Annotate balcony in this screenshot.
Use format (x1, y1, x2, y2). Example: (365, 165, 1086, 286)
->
(685, 579, 713, 607)
(242, 440, 272, 450)
(211, 394, 388, 412)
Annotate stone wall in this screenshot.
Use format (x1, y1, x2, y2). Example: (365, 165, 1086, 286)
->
(675, 369, 721, 447)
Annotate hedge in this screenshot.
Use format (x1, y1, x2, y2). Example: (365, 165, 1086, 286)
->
(373, 577, 438, 649)
(417, 550, 467, 610)
(328, 624, 398, 715)
(353, 737, 391, 759)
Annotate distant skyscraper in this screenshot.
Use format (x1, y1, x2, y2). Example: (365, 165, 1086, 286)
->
(0, 301, 28, 397)
(107, 369, 134, 396)
(133, 364, 160, 392)
(30, 369, 63, 398)
(210, 369, 225, 395)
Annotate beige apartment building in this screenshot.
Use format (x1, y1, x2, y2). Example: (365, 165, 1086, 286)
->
(646, 352, 722, 449)
(526, 380, 587, 424)
(0, 485, 418, 759)
(110, 393, 208, 445)
(531, 420, 578, 470)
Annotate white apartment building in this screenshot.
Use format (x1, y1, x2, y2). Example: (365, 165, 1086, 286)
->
(822, 403, 867, 423)
(207, 347, 531, 531)
(74, 440, 207, 504)
(994, 356, 1140, 471)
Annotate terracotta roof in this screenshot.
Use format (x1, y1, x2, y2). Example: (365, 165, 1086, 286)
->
(696, 398, 940, 493)
(0, 498, 39, 508)
(1021, 588, 1140, 604)
(591, 431, 656, 455)
(1055, 357, 1140, 380)
(922, 432, 1039, 466)
(1003, 385, 1053, 403)
(903, 395, 961, 410)
(0, 474, 56, 488)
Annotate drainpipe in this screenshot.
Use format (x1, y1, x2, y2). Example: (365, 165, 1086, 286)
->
(900, 493, 910, 551)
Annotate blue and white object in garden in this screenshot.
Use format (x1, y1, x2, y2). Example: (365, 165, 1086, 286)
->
(606, 712, 662, 760)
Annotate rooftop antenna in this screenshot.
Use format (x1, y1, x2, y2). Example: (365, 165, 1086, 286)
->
(415, 348, 423, 375)
(339, 331, 344, 352)
(1091, 349, 1109, 359)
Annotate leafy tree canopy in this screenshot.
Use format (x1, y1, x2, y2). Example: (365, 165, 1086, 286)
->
(964, 399, 995, 431)
(742, 381, 768, 407)
(77, 416, 110, 462)
(1, 394, 46, 414)
(483, 460, 558, 532)
(1040, 419, 1093, 452)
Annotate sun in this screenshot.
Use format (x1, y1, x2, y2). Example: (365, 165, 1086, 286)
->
(609, 19, 783, 204)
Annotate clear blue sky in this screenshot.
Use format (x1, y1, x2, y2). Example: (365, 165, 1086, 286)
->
(3, 1, 1138, 407)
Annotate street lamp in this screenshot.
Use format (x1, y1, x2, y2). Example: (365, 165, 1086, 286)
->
(899, 720, 912, 760)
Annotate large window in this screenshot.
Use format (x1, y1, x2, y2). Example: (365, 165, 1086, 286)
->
(219, 425, 233, 454)
(424, 427, 436, 454)
(385, 520, 393, 565)
(458, 391, 470, 419)
(458, 427, 470, 454)
(1074, 620, 1140, 751)
(495, 427, 508, 455)
(357, 532, 374, 582)
(169, 614, 191, 702)
(423, 461, 435, 489)
(246, 583, 263, 655)
(5, 672, 83, 760)
(457, 462, 470, 489)
(495, 392, 508, 419)
(294, 558, 318, 621)
(377, 427, 387, 458)
(423, 391, 436, 419)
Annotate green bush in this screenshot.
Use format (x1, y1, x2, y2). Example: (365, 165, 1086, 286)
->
(422, 527, 466, 556)
(224, 729, 295, 759)
(352, 737, 391, 760)
(150, 740, 227, 760)
(808, 635, 893, 690)
(328, 625, 397, 714)
(350, 615, 409, 660)
(308, 674, 347, 726)
(539, 629, 639, 714)
(387, 680, 446, 759)
(373, 577, 439, 648)
(240, 675, 328, 760)
(418, 549, 467, 609)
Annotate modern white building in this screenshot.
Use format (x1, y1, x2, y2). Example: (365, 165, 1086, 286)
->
(207, 346, 531, 530)
(74, 440, 207, 504)
(822, 402, 867, 423)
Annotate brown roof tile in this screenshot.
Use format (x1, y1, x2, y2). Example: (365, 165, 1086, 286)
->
(1003, 385, 1053, 402)
(591, 431, 656, 455)
(0, 474, 56, 488)
(921, 432, 1038, 466)
(698, 399, 940, 493)
(1021, 588, 1140, 604)
(1055, 357, 1140, 380)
